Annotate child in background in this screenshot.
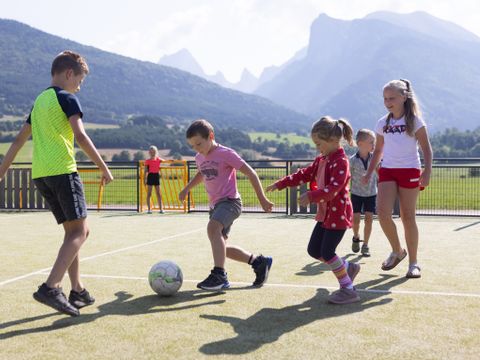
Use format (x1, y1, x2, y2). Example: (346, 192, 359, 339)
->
(178, 119, 274, 291)
(349, 129, 377, 257)
(0, 51, 113, 316)
(267, 116, 360, 304)
(363, 79, 432, 278)
(145, 145, 165, 214)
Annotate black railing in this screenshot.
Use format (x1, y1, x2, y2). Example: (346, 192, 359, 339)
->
(1, 159, 479, 217)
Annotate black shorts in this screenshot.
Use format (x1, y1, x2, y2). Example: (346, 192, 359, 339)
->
(147, 173, 160, 186)
(351, 194, 376, 214)
(34, 172, 87, 224)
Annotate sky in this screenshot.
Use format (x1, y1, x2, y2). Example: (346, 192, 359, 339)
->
(2, 0, 480, 82)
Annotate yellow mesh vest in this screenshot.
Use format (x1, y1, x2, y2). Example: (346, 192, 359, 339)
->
(31, 88, 77, 179)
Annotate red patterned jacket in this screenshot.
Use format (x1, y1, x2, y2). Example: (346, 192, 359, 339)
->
(275, 148, 353, 230)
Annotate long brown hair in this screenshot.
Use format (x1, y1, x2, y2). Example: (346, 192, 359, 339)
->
(384, 79, 422, 136)
(311, 116, 354, 146)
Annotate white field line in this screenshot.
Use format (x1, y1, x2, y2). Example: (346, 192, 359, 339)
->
(0, 228, 203, 287)
(38, 273, 480, 299)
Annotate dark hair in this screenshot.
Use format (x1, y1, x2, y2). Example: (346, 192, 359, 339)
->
(51, 50, 89, 76)
(186, 119, 214, 139)
(383, 79, 422, 136)
(311, 116, 354, 146)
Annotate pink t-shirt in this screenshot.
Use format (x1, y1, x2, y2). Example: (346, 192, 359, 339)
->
(145, 157, 162, 173)
(195, 144, 245, 208)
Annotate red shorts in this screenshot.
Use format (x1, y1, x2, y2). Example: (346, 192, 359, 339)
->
(378, 168, 421, 188)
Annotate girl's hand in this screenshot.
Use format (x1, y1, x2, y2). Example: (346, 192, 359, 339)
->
(265, 183, 278, 192)
(419, 170, 431, 188)
(298, 192, 310, 207)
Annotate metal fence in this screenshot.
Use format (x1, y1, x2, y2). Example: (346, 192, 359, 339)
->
(1, 159, 479, 217)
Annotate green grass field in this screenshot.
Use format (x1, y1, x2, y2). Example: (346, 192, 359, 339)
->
(0, 212, 479, 359)
(249, 132, 311, 145)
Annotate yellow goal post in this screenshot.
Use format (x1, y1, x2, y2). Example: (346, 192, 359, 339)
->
(139, 159, 194, 213)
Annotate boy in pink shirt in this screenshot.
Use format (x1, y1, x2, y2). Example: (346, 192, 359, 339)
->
(179, 119, 274, 291)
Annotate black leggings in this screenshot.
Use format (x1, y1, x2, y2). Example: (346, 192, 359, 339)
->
(307, 222, 346, 262)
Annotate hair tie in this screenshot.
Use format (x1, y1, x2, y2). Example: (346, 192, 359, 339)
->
(400, 78, 410, 91)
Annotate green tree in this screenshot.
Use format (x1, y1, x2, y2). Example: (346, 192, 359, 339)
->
(75, 150, 88, 161)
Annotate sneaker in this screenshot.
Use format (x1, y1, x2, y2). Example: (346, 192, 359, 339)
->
(33, 283, 79, 316)
(252, 255, 273, 287)
(346, 262, 360, 283)
(197, 271, 230, 291)
(352, 237, 361, 253)
(361, 244, 371, 257)
(328, 287, 360, 304)
(159, 210, 164, 214)
(69, 288, 95, 309)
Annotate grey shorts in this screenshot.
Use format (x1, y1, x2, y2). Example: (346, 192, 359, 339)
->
(209, 198, 242, 237)
(34, 172, 88, 224)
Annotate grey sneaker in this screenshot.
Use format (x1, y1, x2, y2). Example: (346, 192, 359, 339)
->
(346, 262, 360, 283)
(352, 237, 361, 253)
(328, 287, 360, 304)
(361, 244, 371, 257)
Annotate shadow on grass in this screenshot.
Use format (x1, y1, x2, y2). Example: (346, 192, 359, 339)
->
(296, 254, 363, 277)
(0, 289, 224, 340)
(199, 274, 407, 355)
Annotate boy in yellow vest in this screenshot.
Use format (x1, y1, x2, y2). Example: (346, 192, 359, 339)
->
(0, 51, 113, 316)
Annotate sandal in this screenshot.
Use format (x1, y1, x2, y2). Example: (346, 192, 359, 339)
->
(381, 249, 407, 271)
(406, 264, 421, 278)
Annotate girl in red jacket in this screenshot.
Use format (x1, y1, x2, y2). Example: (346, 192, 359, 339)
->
(267, 116, 360, 304)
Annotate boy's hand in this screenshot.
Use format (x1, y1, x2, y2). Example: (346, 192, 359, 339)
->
(101, 169, 114, 185)
(265, 183, 278, 192)
(260, 197, 274, 213)
(299, 192, 310, 207)
(361, 174, 370, 185)
(179, 188, 188, 202)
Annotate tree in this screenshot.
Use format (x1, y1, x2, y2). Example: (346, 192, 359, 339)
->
(75, 150, 87, 161)
(112, 150, 131, 162)
(133, 151, 145, 161)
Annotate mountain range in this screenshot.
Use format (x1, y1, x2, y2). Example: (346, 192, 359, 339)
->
(0, 19, 309, 132)
(160, 11, 480, 131)
(254, 11, 480, 131)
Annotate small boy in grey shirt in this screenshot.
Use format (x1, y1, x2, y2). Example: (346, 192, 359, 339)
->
(349, 129, 377, 256)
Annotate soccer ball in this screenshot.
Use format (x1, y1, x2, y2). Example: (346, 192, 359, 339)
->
(148, 260, 183, 296)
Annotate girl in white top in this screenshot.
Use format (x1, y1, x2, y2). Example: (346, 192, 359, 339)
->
(363, 79, 432, 278)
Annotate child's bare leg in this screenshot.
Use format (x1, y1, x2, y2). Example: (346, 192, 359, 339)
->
(68, 256, 83, 292)
(398, 187, 420, 264)
(363, 212, 374, 245)
(352, 213, 361, 238)
(227, 245, 254, 264)
(154, 185, 163, 211)
(146, 186, 153, 211)
(377, 182, 403, 254)
(46, 218, 89, 289)
(207, 219, 227, 269)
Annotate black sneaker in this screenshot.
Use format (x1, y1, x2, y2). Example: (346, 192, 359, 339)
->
(252, 255, 273, 287)
(33, 283, 79, 317)
(197, 271, 230, 291)
(352, 237, 362, 253)
(69, 288, 95, 309)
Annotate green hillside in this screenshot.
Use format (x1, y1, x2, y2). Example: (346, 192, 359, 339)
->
(0, 19, 310, 132)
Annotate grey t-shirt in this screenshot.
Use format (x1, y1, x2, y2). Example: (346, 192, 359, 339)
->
(349, 152, 377, 197)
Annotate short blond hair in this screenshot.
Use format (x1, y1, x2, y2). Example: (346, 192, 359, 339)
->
(356, 129, 375, 142)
